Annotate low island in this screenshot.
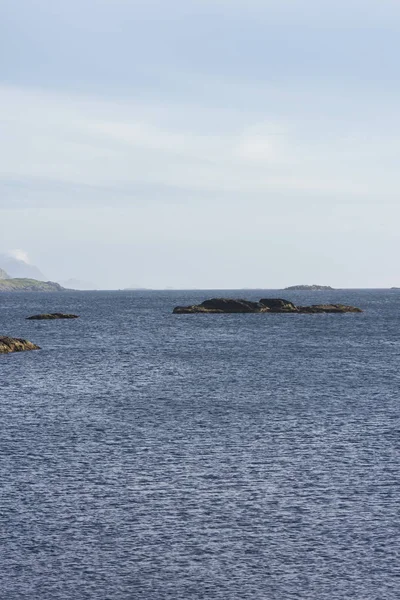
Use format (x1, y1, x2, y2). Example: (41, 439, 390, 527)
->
(0, 266, 68, 292)
(284, 285, 335, 291)
(173, 298, 362, 314)
(0, 278, 66, 292)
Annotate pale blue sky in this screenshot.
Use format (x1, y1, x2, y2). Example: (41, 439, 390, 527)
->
(1, 0, 400, 288)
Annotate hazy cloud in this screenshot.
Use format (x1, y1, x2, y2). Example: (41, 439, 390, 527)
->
(7, 249, 31, 264)
(1, 0, 400, 287)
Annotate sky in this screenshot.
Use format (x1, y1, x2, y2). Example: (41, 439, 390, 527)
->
(1, 0, 400, 288)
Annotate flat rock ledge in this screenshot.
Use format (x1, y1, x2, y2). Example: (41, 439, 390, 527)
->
(0, 336, 41, 354)
(26, 313, 79, 320)
(173, 298, 363, 314)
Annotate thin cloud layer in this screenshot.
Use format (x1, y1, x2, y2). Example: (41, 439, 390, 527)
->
(1, 0, 400, 287)
(2, 85, 399, 208)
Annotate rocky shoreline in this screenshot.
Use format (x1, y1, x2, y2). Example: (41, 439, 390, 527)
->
(173, 298, 363, 314)
(0, 278, 66, 292)
(0, 336, 41, 354)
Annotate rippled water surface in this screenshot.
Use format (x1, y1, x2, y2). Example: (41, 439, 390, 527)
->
(1, 290, 400, 599)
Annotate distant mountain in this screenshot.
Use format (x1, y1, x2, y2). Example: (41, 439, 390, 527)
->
(284, 284, 335, 291)
(0, 268, 10, 280)
(0, 254, 45, 280)
(122, 283, 152, 290)
(58, 278, 98, 290)
(0, 253, 78, 292)
(0, 278, 65, 292)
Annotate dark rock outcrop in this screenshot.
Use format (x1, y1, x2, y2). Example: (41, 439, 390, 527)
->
(173, 298, 268, 314)
(173, 298, 362, 314)
(200, 298, 266, 313)
(259, 298, 297, 312)
(27, 313, 79, 320)
(0, 336, 40, 354)
(298, 304, 362, 313)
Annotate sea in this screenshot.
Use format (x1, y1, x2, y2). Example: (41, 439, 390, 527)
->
(1, 289, 399, 600)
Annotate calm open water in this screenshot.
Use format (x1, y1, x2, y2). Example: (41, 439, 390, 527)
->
(1, 289, 399, 600)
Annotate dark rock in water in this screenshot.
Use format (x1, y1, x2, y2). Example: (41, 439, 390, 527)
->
(0, 336, 40, 354)
(27, 313, 79, 320)
(259, 298, 297, 312)
(173, 298, 268, 314)
(201, 298, 265, 313)
(173, 305, 220, 314)
(298, 304, 363, 314)
(173, 298, 363, 315)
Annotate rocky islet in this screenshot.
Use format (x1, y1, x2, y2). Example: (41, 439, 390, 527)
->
(173, 297, 362, 314)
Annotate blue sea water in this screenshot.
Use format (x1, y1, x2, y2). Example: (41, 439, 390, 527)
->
(0, 289, 399, 600)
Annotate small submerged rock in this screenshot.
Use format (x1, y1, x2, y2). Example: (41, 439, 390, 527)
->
(26, 313, 79, 320)
(0, 336, 41, 354)
(173, 298, 362, 314)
